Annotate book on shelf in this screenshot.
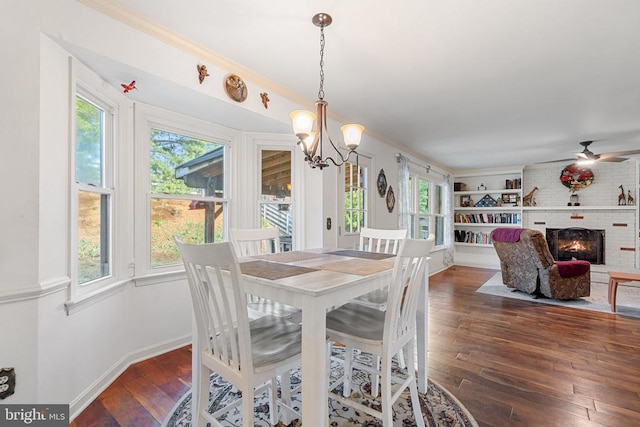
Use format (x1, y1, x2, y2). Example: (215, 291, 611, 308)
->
(454, 230, 493, 245)
(455, 212, 520, 224)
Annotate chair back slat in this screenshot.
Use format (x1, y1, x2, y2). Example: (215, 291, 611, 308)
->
(175, 238, 253, 373)
(384, 235, 435, 347)
(231, 227, 281, 257)
(359, 227, 407, 254)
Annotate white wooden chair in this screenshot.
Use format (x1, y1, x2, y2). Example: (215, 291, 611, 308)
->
(230, 227, 282, 257)
(174, 238, 302, 427)
(326, 238, 432, 427)
(352, 227, 408, 310)
(230, 227, 302, 322)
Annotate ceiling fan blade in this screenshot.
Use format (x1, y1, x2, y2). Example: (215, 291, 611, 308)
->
(598, 149, 640, 159)
(536, 158, 576, 164)
(598, 156, 630, 162)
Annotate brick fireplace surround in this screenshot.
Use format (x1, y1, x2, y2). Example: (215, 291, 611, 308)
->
(522, 160, 638, 283)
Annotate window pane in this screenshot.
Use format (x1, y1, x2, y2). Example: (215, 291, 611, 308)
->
(419, 215, 430, 240)
(76, 96, 103, 186)
(433, 184, 442, 215)
(344, 162, 367, 233)
(419, 179, 429, 214)
(152, 129, 224, 197)
(78, 190, 109, 284)
(435, 216, 444, 245)
(151, 198, 225, 267)
(260, 203, 293, 252)
(261, 150, 291, 202)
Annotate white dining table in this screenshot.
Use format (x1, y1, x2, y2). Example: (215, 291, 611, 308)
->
(191, 248, 430, 426)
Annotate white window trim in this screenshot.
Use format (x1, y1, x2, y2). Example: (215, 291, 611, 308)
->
(133, 103, 238, 278)
(68, 71, 124, 307)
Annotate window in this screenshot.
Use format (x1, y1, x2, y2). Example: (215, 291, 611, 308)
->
(75, 94, 113, 285)
(149, 128, 227, 267)
(344, 161, 368, 234)
(409, 177, 444, 246)
(260, 149, 293, 252)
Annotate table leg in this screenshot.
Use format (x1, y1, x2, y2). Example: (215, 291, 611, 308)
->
(416, 263, 429, 393)
(301, 303, 329, 425)
(611, 279, 619, 312)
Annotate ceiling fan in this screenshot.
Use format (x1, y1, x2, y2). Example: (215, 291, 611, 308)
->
(575, 141, 640, 163)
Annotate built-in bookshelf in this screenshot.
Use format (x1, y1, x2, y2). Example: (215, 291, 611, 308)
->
(453, 168, 524, 267)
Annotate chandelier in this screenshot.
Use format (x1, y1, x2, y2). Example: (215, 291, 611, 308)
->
(290, 13, 365, 169)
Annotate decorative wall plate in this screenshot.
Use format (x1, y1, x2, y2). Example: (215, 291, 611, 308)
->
(377, 169, 388, 197)
(224, 74, 248, 103)
(386, 185, 395, 213)
(559, 164, 594, 191)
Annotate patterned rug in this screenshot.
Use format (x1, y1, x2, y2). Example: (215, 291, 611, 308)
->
(163, 350, 477, 427)
(477, 272, 640, 319)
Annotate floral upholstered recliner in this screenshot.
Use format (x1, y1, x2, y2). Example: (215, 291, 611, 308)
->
(490, 228, 591, 300)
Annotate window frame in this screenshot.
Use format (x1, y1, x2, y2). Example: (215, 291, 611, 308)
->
(70, 85, 118, 298)
(133, 104, 237, 278)
(342, 157, 370, 236)
(409, 174, 445, 249)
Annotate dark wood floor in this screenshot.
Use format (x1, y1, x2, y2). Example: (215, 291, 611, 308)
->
(72, 266, 640, 426)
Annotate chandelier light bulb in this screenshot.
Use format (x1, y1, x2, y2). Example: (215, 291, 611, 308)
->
(290, 110, 316, 138)
(341, 124, 365, 150)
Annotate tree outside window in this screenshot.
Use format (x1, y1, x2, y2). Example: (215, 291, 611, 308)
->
(149, 128, 227, 267)
(344, 161, 367, 234)
(75, 95, 113, 285)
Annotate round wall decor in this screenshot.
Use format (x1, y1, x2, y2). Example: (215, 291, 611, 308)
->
(559, 164, 594, 191)
(386, 186, 395, 213)
(224, 74, 248, 103)
(377, 169, 388, 197)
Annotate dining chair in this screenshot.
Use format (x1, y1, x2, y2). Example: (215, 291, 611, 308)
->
(174, 238, 302, 427)
(230, 227, 302, 322)
(352, 227, 408, 310)
(326, 238, 431, 427)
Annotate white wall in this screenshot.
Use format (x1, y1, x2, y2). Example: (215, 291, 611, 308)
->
(0, 0, 450, 418)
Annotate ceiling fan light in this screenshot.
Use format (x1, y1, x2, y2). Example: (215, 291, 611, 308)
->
(341, 124, 365, 150)
(290, 110, 315, 138)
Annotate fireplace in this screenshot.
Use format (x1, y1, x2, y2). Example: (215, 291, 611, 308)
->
(546, 227, 605, 264)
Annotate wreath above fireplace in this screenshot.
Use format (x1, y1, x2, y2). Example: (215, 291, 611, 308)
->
(560, 164, 594, 191)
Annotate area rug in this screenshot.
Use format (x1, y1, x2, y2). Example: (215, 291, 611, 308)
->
(477, 272, 640, 319)
(163, 349, 477, 427)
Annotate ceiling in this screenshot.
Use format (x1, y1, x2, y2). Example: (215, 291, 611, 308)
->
(75, 0, 640, 171)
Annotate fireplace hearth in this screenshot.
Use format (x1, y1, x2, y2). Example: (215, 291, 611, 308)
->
(546, 227, 605, 265)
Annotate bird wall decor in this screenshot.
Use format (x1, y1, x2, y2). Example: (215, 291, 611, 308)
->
(121, 80, 136, 93)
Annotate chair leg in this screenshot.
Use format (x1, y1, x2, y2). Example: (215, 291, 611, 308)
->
(195, 367, 210, 427)
(269, 377, 277, 426)
(372, 355, 381, 397)
(343, 345, 354, 397)
(280, 371, 292, 425)
(241, 385, 254, 427)
(380, 355, 393, 427)
(406, 341, 425, 427)
(397, 348, 407, 369)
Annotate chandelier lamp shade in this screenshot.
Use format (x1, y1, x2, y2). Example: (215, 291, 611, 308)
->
(290, 13, 365, 169)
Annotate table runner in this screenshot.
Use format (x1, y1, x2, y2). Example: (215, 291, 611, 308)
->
(251, 251, 328, 263)
(239, 260, 318, 280)
(326, 249, 396, 260)
(317, 259, 393, 276)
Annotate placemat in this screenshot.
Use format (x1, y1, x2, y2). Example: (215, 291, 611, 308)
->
(326, 249, 396, 260)
(239, 260, 318, 280)
(251, 251, 328, 263)
(317, 259, 393, 276)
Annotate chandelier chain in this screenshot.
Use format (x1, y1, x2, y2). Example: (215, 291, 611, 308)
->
(318, 26, 325, 100)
